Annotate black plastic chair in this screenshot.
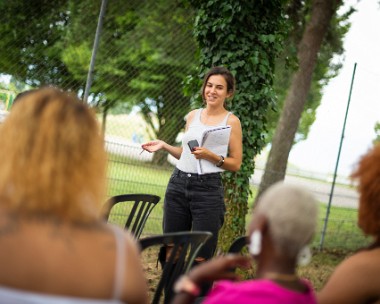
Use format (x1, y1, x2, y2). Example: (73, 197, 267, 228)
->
(228, 235, 248, 254)
(139, 231, 213, 304)
(103, 194, 160, 239)
(226, 235, 251, 276)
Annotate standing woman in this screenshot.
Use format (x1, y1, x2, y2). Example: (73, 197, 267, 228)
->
(142, 66, 243, 263)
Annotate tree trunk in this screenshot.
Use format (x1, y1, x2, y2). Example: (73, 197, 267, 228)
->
(256, 0, 340, 200)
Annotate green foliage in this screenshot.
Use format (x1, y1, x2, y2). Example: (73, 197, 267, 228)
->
(188, 0, 287, 251)
(64, 0, 198, 165)
(374, 122, 380, 145)
(0, 0, 81, 89)
(0, 0, 198, 165)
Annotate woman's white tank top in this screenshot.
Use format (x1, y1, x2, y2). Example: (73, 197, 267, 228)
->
(176, 108, 231, 174)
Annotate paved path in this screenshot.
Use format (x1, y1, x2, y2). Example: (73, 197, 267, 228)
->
(251, 169, 359, 209)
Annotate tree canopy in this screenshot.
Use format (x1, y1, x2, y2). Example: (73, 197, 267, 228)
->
(63, 0, 198, 164)
(0, 0, 352, 159)
(0, 0, 80, 89)
(0, 0, 198, 166)
(266, 0, 353, 144)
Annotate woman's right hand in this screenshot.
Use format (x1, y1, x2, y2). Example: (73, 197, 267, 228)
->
(141, 140, 166, 153)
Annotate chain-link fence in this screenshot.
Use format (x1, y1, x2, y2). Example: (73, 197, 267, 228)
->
(0, 0, 373, 251)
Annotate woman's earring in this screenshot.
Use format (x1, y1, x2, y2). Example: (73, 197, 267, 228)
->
(249, 230, 262, 256)
(297, 246, 312, 266)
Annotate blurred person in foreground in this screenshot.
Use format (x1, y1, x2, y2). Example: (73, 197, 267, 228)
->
(0, 87, 148, 304)
(318, 143, 380, 304)
(171, 182, 319, 304)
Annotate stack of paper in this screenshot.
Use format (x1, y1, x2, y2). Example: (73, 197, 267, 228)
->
(197, 125, 231, 174)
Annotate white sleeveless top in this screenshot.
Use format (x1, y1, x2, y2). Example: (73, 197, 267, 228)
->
(0, 225, 126, 304)
(176, 108, 231, 174)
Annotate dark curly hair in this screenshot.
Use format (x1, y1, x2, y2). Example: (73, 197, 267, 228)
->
(351, 144, 380, 236)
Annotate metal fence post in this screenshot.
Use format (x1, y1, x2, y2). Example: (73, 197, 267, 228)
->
(83, 0, 108, 104)
(319, 62, 357, 250)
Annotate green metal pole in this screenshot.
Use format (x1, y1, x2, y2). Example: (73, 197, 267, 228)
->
(319, 62, 357, 250)
(83, 0, 108, 104)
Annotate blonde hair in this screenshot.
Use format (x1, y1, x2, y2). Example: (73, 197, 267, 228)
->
(0, 87, 106, 223)
(255, 182, 319, 257)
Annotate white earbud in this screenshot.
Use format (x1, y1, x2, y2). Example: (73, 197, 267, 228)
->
(249, 230, 262, 256)
(297, 246, 312, 266)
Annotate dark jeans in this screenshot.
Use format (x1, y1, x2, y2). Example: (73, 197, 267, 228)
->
(163, 168, 225, 260)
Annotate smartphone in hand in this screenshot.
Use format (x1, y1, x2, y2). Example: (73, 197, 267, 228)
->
(187, 140, 199, 152)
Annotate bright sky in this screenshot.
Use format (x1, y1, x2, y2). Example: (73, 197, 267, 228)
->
(288, 0, 380, 177)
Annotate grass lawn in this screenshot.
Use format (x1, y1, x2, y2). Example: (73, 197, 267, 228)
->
(298, 249, 349, 291)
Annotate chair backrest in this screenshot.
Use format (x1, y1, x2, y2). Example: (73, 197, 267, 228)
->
(228, 235, 248, 254)
(103, 194, 160, 239)
(226, 236, 250, 275)
(139, 231, 213, 304)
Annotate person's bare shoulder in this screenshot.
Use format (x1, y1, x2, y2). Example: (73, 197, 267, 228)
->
(186, 109, 198, 122)
(227, 113, 241, 124)
(227, 114, 242, 131)
(342, 249, 380, 270)
(318, 250, 380, 304)
(184, 109, 198, 129)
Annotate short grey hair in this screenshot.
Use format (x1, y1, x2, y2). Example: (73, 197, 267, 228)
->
(255, 182, 318, 257)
